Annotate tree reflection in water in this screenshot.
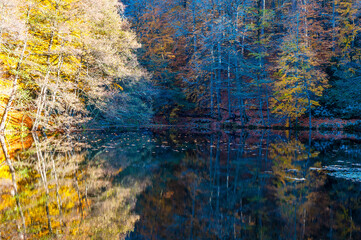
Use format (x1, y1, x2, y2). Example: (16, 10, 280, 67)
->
(0, 132, 150, 239)
(128, 130, 361, 240)
(0, 129, 360, 239)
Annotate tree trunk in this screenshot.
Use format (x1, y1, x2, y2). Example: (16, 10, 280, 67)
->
(227, 54, 232, 119)
(211, 48, 215, 118)
(0, 135, 27, 238)
(217, 42, 222, 120)
(32, 31, 55, 131)
(332, 0, 336, 52)
(0, 37, 28, 132)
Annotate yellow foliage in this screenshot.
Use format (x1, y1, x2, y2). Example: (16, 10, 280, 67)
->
(271, 35, 329, 120)
(0, 165, 11, 179)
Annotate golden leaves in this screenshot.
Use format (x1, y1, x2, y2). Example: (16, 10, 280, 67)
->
(271, 34, 329, 120)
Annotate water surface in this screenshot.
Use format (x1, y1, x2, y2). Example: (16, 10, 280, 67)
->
(1, 129, 361, 239)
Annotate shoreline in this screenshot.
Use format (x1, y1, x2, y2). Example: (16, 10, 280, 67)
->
(1, 120, 361, 134)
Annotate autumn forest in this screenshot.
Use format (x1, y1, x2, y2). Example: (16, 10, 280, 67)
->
(0, 0, 360, 132)
(123, 0, 360, 129)
(1, 0, 361, 239)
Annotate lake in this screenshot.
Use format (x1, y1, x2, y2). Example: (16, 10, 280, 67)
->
(1, 129, 361, 239)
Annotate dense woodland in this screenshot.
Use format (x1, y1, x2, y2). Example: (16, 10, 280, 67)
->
(1, 0, 361, 131)
(124, 0, 361, 127)
(0, 0, 153, 132)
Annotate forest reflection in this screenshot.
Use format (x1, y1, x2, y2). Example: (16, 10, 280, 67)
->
(1, 130, 361, 239)
(0, 132, 149, 239)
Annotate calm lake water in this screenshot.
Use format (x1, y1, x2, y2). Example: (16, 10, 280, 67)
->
(1, 129, 361, 239)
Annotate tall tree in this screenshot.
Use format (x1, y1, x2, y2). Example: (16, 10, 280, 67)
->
(0, 0, 29, 132)
(1, 0, 152, 132)
(271, 1, 329, 127)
